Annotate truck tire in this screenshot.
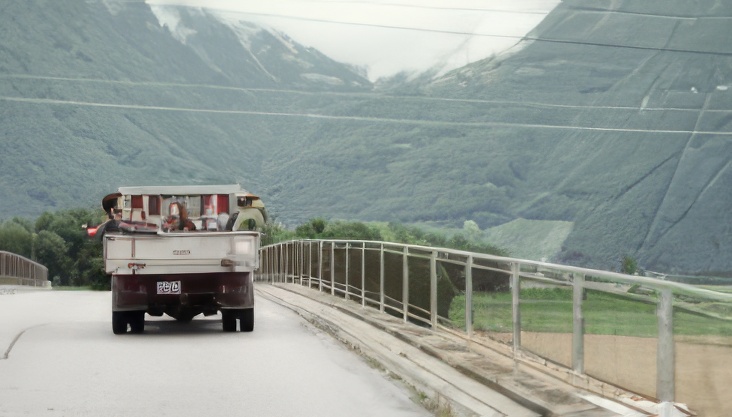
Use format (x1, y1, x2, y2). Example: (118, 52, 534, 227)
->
(221, 310, 237, 332)
(173, 309, 195, 323)
(112, 311, 127, 334)
(239, 308, 254, 332)
(129, 311, 145, 334)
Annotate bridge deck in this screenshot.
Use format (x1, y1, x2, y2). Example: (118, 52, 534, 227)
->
(257, 283, 653, 417)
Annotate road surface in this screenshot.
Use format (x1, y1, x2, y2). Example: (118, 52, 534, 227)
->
(0, 287, 431, 417)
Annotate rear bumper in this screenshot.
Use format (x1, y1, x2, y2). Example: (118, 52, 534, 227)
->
(112, 272, 254, 312)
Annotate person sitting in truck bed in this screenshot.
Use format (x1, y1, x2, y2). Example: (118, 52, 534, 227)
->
(94, 209, 122, 239)
(217, 211, 230, 231)
(163, 202, 196, 231)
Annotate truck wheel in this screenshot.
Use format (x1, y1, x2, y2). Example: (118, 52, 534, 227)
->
(221, 310, 237, 332)
(174, 310, 195, 323)
(129, 311, 145, 334)
(239, 308, 254, 332)
(112, 311, 128, 334)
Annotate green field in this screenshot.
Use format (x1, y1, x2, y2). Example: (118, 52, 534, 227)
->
(449, 288, 732, 338)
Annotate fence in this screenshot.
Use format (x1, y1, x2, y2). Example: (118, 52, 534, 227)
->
(0, 251, 49, 287)
(256, 240, 732, 417)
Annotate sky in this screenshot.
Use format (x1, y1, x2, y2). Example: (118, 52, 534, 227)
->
(145, 0, 559, 81)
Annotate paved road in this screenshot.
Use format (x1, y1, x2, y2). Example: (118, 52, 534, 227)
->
(0, 288, 431, 417)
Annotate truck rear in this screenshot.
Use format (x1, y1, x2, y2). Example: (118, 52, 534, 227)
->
(96, 184, 266, 334)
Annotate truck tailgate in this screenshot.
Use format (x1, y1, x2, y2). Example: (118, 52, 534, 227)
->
(104, 231, 259, 275)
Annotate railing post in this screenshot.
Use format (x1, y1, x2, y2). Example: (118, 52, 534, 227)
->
(308, 241, 312, 288)
(298, 241, 303, 285)
(345, 242, 350, 300)
(280, 243, 285, 283)
(254, 247, 267, 281)
(511, 261, 521, 356)
(295, 242, 298, 283)
(430, 250, 437, 329)
(361, 242, 366, 308)
(657, 288, 675, 415)
(572, 273, 585, 375)
(267, 246, 270, 281)
(294, 241, 298, 284)
(281, 243, 286, 283)
(402, 246, 409, 323)
(300, 241, 304, 284)
(465, 255, 473, 338)
(258, 248, 263, 282)
(379, 243, 385, 313)
(330, 241, 335, 296)
(292, 241, 296, 283)
(278, 244, 283, 283)
(318, 241, 323, 292)
(300, 241, 304, 285)
(286, 242, 290, 283)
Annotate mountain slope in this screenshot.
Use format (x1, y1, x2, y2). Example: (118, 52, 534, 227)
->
(0, 0, 730, 276)
(415, 0, 732, 273)
(0, 0, 370, 217)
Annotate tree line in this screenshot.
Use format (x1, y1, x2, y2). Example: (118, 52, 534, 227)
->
(263, 217, 508, 256)
(0, 210, 508, 290)
(0, 208, 106, 288)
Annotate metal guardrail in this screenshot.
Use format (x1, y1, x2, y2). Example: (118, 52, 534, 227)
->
(0, 251, 49, 287)
(256, 239, 732, 416)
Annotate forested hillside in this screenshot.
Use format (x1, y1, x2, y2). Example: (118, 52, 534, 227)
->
(417, 0, 732, 275)
(0, 0, 370, 216)
(1, 0, 730, 276)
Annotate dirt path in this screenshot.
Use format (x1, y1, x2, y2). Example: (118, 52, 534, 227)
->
(518, 332, 731, 416)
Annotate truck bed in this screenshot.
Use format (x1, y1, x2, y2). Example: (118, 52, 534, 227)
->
(104, 231, 260, 275)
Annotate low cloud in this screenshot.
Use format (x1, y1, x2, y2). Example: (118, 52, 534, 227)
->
(146, 0, 559, 80)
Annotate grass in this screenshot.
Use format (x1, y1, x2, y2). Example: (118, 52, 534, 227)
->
(418, 392, 454, 417)
(700, 285, 732, 294)
(51, 285, 94, 291)
(449, 288, 732, 338)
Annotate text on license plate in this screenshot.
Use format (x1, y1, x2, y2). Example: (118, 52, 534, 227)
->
(157, 281, 181, 294)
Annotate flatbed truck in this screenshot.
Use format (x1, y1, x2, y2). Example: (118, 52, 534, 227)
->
(94, 184, 266, 334)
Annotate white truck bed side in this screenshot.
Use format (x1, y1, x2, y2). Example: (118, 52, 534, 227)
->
(104, 231, 260, 275)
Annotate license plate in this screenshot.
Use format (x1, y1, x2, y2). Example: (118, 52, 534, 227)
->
(157, 281, 181, 294)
